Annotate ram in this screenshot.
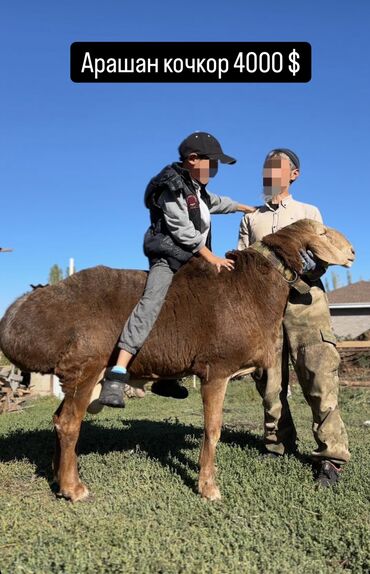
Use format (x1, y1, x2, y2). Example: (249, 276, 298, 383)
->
(0, 220, 354, 502)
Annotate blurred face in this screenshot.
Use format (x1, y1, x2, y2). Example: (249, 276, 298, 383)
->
(263, 156, 299, 201)
(185, 154, 218, 184)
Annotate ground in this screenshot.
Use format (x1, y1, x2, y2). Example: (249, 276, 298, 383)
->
(0, 379, 369, 574)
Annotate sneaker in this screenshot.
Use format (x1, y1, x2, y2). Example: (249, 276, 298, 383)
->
(314, 460, 342, 488)
(151, 379, 189, 399)
(99, 368, 130, 408)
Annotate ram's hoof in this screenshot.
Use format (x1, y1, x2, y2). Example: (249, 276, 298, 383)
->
(57, 482, 90, 502)
(199, 482, 222, 502)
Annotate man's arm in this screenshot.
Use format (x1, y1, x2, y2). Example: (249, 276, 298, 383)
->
(237, 214, 251, 250)
(300, 207, 329, 278)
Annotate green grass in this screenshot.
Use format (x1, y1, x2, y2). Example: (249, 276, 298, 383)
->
(0, 381, 369, 574)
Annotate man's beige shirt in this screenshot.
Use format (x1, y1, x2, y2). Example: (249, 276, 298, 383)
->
(237, 194, 323, 249)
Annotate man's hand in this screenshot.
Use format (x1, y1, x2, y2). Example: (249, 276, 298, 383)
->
(299, 249, 316, 273)
(237, 204, 256, 213)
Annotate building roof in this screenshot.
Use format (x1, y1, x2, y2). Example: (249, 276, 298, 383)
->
(327, 280, 370, 305)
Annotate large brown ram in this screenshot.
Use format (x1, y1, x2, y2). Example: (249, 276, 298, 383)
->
(0, 220, 354, 502)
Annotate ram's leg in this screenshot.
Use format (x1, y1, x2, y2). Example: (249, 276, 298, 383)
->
(198, 377, 228, 501)
(52, 398, 64, 484)
(52, 362, 102, 502)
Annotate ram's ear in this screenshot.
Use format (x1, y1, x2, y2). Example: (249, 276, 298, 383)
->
(307, 230, 354, 267)
(225, 250, 239, 261)
(305, 237, 336, 264)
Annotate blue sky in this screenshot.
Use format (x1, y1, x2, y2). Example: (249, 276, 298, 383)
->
(1, 0, 369, 316)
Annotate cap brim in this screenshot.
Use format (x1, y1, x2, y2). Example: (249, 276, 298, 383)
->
(208, 153, 237, 165)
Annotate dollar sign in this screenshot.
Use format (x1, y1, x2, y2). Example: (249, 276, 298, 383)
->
(288, 49, 300, 77)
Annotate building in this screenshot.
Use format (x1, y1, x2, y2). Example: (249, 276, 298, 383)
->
(328, 280, 370, 339)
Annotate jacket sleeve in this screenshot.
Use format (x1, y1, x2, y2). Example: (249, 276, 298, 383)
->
(237, 214, 251, 250)
(157, 189, 206, 253)
(207, 191, 239, 214)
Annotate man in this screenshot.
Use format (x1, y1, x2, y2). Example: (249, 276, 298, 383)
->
(237, 148, 350, 487)
(99, 132, 255, 407)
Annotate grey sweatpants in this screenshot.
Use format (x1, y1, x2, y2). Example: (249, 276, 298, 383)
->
(118, 258, 174, 355)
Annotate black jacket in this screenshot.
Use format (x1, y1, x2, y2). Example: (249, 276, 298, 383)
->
(143, 163, 212, 271)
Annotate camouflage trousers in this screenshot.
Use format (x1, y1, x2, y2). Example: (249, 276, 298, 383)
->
(254, 284, 350, 465)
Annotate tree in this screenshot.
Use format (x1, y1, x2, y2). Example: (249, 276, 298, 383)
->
(324, 278, 330, 292)
(65, 265, 77, 278)
(331, 271, 341, 291)
(48, 264, 64, 285)
(346, 270, 352, 285)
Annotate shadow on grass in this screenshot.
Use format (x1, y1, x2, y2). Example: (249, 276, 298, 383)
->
(0, 417, 268, 495)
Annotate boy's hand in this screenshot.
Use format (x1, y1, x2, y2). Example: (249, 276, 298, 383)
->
(208, 255, 235, 273)
(237, 204, 256, 213)
(198, 246, 234, 272)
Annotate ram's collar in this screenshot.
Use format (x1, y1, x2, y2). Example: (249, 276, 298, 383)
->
(249, 241, 311, 295)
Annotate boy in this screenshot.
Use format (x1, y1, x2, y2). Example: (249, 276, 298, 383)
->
(99, 132, 255, 407)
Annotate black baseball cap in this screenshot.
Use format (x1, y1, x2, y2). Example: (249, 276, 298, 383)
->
(178, 132, 236, 164)
(265, 148, 300, 170)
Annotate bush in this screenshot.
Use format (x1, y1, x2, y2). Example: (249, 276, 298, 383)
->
(356, 353, 370, 369)
(0, 351, 10, 366)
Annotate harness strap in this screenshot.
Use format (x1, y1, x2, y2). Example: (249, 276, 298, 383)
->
(249, 241, 311, 294)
